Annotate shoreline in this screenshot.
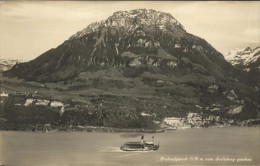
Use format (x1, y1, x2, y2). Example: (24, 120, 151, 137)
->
(1, 125, 259, 133)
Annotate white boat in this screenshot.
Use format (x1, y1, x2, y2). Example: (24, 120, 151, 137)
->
(120, 135, 159, 151)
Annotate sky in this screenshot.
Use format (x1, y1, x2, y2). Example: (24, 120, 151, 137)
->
(0, 1, 260, 61)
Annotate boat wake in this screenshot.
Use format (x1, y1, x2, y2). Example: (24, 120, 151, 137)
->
(116, 153, 143, 158)
(98, 146, 123, 153)
(98, 146, 153, 153)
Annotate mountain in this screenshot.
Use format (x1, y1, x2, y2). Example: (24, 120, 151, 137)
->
(225, 46, 260, 70)
(224, 46, 260, 88)
(0, 59, 26, 72)
(5, 9, 237, 83)
(2, 9, 259, 129)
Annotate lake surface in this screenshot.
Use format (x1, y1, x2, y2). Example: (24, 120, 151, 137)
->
(0, 127, 259, 165)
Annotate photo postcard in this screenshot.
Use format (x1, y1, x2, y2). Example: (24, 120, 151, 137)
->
(0, 1, 259, 165)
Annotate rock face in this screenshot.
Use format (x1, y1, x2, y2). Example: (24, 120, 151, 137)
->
(5, 9, 236, 83)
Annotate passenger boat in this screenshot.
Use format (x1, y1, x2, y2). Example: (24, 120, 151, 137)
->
(120, 135, 159, 151)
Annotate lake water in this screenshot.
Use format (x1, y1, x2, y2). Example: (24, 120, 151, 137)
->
(0, 127, 259, 165)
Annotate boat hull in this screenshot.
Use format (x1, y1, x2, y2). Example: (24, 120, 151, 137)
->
(120, 145, 159, 151)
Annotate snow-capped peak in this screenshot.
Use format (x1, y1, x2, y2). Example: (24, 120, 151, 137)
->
(224, 46, 260, 66)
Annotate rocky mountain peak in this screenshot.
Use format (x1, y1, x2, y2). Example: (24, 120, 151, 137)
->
(69, 21, 105, 40)
(69, 9, 185, 40)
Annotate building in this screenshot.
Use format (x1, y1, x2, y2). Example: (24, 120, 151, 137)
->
(163, 117, 183, 126)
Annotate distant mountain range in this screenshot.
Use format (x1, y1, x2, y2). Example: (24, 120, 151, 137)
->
(224, 46, 260, 88)
(0, 59, 26, 72)
(224, 46, 260, 71)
